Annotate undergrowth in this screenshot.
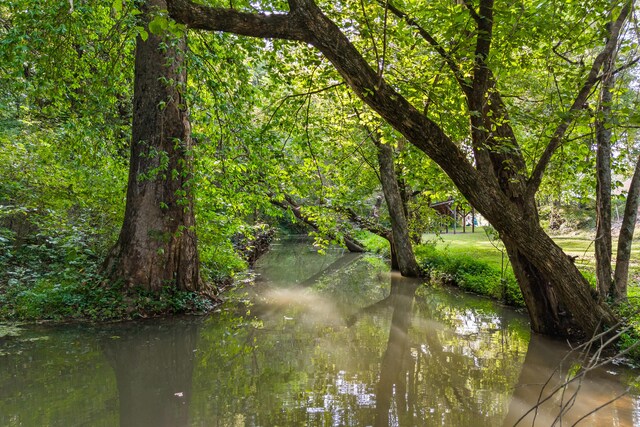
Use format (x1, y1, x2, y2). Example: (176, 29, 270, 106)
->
(414, 244, 525, 307)
(0, 228, 216, 322)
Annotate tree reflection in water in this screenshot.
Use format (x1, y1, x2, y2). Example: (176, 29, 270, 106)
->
(348, 272, 514, 426)
(2, 242, 637, 426)
(101, 318, 201, 427)
(503, 334, 637, 426)
(373, 276, 419, 427)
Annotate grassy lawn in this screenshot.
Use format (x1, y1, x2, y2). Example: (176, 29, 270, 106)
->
(427, 226, 639, 273)
(425, 226, 640, 300)
(423, 227, 508, 271)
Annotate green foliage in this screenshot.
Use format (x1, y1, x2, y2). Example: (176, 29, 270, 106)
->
(539, 202, 596, 232)
(613, 297, 640, 363)
(0, 207, 215, 320)
(415, 244, 524, 307)
(352, 230, 390, 257)
(1, 0, 638, 325)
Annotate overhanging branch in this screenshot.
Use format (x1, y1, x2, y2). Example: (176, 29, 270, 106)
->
(271, 195, 366, 252)
(166, 0, 307, 41)
(168, 0, 505, 219)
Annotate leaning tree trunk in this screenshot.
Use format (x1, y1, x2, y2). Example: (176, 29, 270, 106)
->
(495, 203, 616, 337)
(613, 154, 640, 301)
(103, 0, 201, 291)
(375, 140, 421, 277)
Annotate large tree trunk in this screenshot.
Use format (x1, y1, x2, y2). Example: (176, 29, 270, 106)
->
(103, 0, 201, 291)
(613, 155, 640, 301)
(375, 139, 421, 277)
(496, 207, 616, 337)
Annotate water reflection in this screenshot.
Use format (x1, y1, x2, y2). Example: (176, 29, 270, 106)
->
(372, 276, 419, 426)
(503, 334, 637, 426)
(101, 318, 201, 427)
(349, 272, 529, 427)
(1, 239, 638, 426)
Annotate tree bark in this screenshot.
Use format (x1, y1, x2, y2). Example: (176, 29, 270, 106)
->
(375, 140, 421, 277)
(103, 0, 201, 292)
(613, 155, 640, 301)
(595, 32, 615, 298)
(499, 214, 616, 337)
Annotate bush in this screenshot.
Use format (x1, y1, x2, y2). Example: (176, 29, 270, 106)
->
(415, 244, 524, 307)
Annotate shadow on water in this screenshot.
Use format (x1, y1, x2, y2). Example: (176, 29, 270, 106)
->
(1, 239, 638, 426)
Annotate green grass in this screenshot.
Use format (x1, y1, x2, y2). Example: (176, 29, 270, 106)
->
(415, 243, 524, 306)
(426, 226, 640, 279)
(552, 233, 640, 280)
(423, 227, 508, 271)
(353, 230, 391, 257)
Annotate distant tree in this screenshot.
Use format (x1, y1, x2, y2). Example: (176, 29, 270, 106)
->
(594, 24, 640, 301)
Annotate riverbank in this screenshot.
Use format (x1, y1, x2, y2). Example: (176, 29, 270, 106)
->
(353, 227, 640, 359)
(421, 228, 640, 360)
(0, 228, 274, 323)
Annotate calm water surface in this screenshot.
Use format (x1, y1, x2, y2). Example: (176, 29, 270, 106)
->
(1, 238, 639, 426)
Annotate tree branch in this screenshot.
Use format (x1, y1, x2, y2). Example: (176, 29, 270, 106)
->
(462, 0, 482, 24)
(166, 0, 307, 41)
(526, 1, 632, 198)
(168, 0, 508, 221)
(471, 0, 494, 99)
(271, 195, 366, 252)
(332, 205, 392, 241)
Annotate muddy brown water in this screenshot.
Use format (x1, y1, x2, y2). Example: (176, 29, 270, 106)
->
(1, 238, 638, 426)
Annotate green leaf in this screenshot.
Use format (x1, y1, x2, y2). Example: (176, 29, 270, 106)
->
(148, 16, 168, 35)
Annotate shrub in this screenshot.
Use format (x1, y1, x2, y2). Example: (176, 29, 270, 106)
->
(0, 229, 216, 321)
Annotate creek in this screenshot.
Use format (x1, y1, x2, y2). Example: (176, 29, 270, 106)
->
(1, 238, 639, 426)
